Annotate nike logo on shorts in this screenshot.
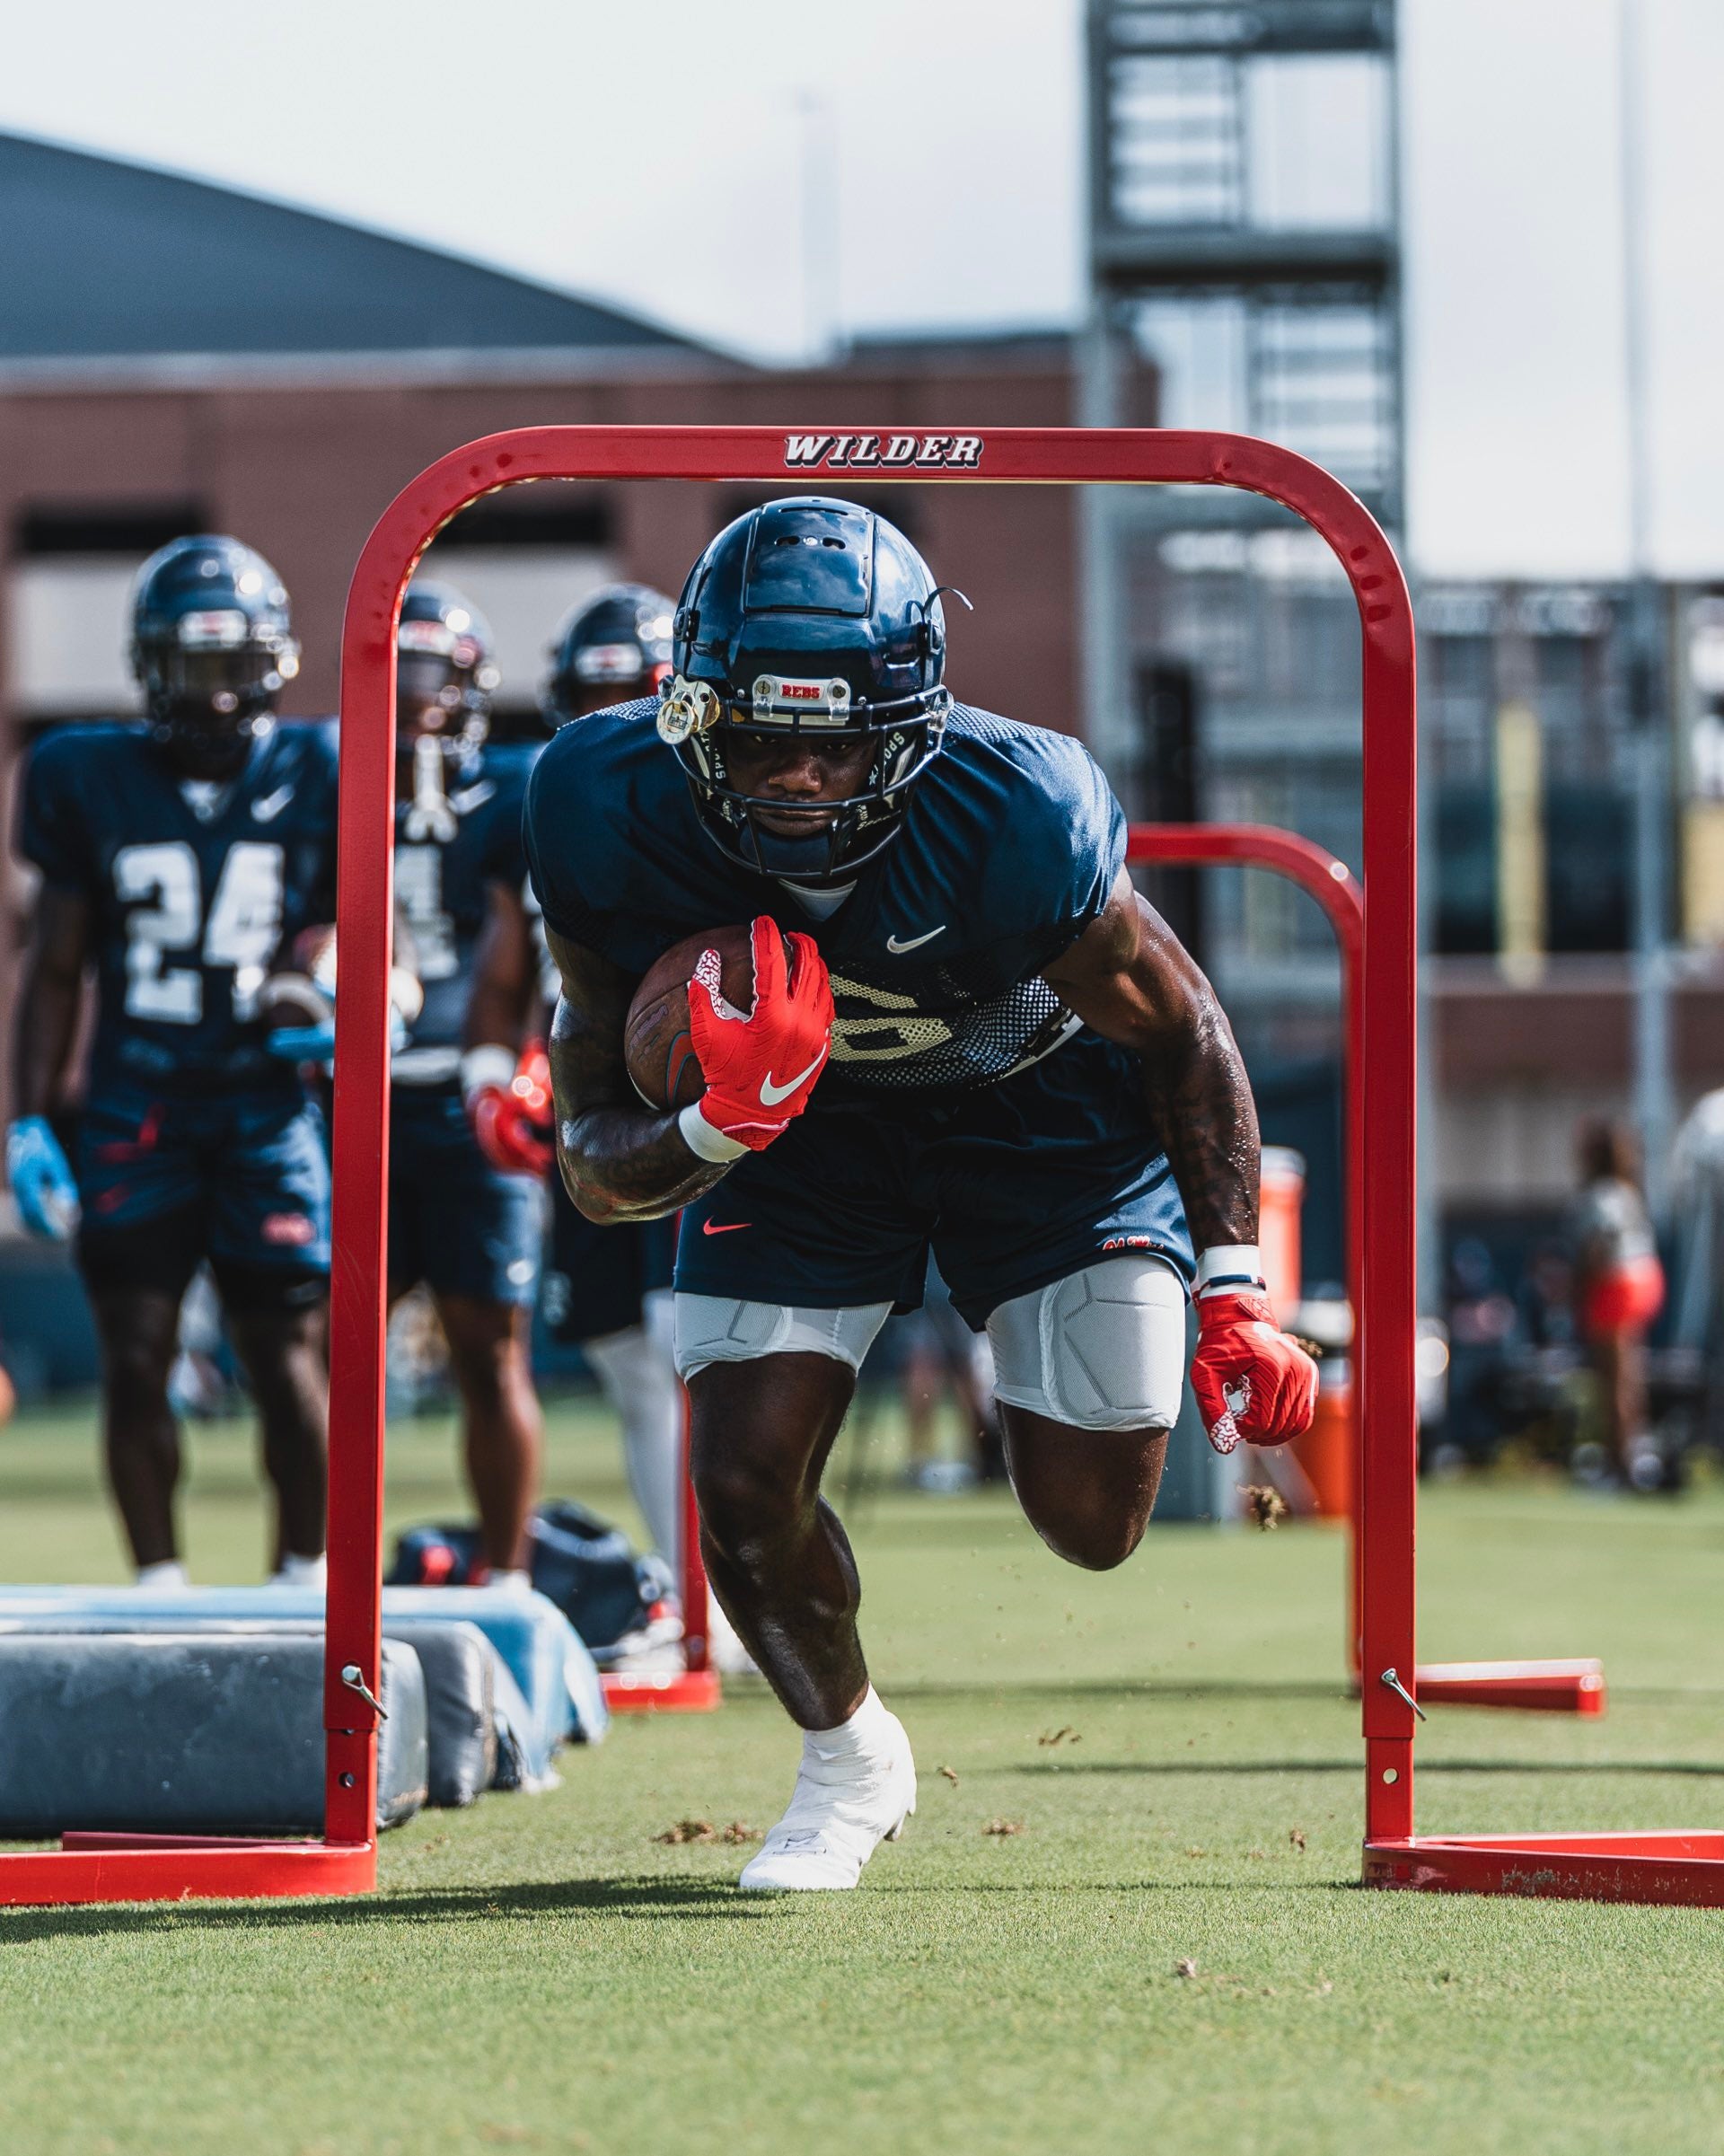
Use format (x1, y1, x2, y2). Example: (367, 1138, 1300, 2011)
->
(759, 1047, 827, 1106)
(886, 925, 945, 954)
(701, 1219, 750, 1236)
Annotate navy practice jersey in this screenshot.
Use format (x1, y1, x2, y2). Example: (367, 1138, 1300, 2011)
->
(391, 740, 540, 1087)
(523, 700, 1125, 1102)
(20, 718, 339, 1092)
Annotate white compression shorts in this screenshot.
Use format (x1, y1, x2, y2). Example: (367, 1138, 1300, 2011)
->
(673, 1254, 1187, 1434)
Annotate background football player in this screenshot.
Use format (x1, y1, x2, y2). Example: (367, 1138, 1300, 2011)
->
(7, 536, 337, 1585)
(533, 586, 684, 1581)
(386, 581, 549, 1585)
(526, 498, 1318, 1890)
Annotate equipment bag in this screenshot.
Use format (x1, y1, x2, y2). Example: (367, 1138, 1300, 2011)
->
(389, 1500, 674, 1657)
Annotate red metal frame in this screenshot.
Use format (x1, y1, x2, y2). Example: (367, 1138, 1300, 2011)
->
(603, 1396, 721, 1714)
(0, 422, 1694, 1906)
(1126, 824, 1604, 1717)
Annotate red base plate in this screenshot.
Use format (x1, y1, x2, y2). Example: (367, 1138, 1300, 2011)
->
(0, 1835, 377, 1907)
(602, 1668, 723, 1714)
(1366, 1831, 1724, 1907)
(1413, 1658, 1606, 1715)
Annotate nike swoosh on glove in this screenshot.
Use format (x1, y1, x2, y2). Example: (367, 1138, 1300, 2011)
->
(1190, 1289, 1319, 1456)
(686, 917, 834, 1152)
(6, 1115, 80, 1241)
(470, 1042, 555, 1176)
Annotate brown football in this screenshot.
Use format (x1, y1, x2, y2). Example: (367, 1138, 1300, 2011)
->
(624, 923, 782, 1113)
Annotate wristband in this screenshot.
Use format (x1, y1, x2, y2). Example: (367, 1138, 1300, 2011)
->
(460, 1043, 517, 1105)
(677, 1099, 748, 1165)
(1195, 1243, 1267, 1298)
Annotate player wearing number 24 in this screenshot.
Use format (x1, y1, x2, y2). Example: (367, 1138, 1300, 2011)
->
(8, 535, 336, 1586)
(526, 496, 1318, 1894)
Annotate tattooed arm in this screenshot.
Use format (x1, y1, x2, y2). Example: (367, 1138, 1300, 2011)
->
(1040, 868, 1258, 1250)
(543, 924, 731, 1225)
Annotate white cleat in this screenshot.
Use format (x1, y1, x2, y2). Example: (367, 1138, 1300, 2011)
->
(739, 1704, 917, 1893)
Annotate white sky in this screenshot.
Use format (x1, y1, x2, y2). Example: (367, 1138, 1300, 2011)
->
(2, 0, 1720, 581)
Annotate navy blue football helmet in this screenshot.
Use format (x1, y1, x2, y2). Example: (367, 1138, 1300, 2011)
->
(130, 535, 300, 778)
(396, 578, 499, 757)
(541, 583, 674, 728)
(660, 497, 953, 886)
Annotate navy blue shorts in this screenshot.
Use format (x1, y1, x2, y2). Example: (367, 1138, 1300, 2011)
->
(75, 1078, 331, 1304)
(544, 1177, 677, 1343)
(675, 1034, 1193, 1330)
(388, 1086, 543, 1307)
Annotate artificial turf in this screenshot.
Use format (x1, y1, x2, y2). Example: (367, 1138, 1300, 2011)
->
(0, 1395, 1721, 2155)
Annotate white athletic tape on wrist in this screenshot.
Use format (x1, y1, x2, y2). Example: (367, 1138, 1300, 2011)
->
(677, 1100, 749, 1164)
(460, 1044, 518, 1104)
(1195, 1243, 1267, 1299)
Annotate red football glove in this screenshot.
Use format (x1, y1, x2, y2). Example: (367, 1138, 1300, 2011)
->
(469, 1042, 554, 1176)
(686, 917, 834, 1152)
(1190, 1290, 1319, 1456)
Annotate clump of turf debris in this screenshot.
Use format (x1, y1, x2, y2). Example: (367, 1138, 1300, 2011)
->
(653, 1820, 761, 1846)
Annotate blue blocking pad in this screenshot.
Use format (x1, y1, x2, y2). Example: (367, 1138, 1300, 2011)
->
(0, 1584, 608, 1773)
(0, 1632, 427, 1836)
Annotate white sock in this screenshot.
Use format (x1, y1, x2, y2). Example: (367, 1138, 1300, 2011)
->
(486, 1567, 532, 1595)
(135, 1559, 189, 1590)
(585, 1320, 684, 1569)
(272, 1553, 327, 1587)
(804, 1686, 894, 1768)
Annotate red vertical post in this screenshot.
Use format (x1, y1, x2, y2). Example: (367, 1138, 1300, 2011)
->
(323, 540, 404, 1845)
(679, 1390, 710, 1674)
(1357, 568, 1420, 1838)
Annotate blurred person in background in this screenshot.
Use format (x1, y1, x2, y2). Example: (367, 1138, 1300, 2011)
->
(898, 1254, 1002, 1491)
(383, 581, 550, 1585)
(1571, 1117, 1665, 1491)
(1666, 1086, 1724, 1462)
(533, 586, 751, 1671)
(6, 537, 336, 1584)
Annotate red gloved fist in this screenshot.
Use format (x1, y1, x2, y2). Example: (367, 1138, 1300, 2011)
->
(688, 917, 834, 1151)
(1190, 1289, 1319, 1456)
(470, 1042, 555, 1176)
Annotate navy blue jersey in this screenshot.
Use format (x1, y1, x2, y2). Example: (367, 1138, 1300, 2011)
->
(20, 718, 339, 1092)
(391, 740, 540, 1086)
(523, 700, 1124, 1101)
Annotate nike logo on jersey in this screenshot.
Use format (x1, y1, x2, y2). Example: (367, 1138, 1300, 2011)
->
(886, 925, 946, 954)
(251, 785, 295, 823)
(448, 782, 496, 816)
(759, 1048, 828, 1106)
(701, 1219, 751, 1236)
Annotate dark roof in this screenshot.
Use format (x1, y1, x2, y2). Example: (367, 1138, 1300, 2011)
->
(0, 131, 705, 363)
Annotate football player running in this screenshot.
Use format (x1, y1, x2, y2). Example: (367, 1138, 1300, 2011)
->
(9, 537, 336, 1585)
(525, 499, 1317, 1890)
(387, 581, 549, 1585)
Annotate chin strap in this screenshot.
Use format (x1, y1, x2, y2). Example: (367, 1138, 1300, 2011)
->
(403, 733, 458, 842)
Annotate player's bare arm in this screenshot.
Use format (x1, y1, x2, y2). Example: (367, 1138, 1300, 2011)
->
(1047, 864, 1315, 1455)
(1042, 867, 1257, 1250)
(543, 923, 730, 1224)
(13, 884, 90, 1121)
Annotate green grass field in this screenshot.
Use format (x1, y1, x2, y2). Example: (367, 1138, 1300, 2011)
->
(1, 1395, 1722, 2155)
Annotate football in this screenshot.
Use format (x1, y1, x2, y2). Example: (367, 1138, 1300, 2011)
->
(624, 922, 781, 1113)
(256, 925, 338, 1034)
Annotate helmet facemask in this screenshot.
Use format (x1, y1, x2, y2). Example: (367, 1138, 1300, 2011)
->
(662, 673, 948, 886)
(395, 616, 497, 766)
(140, 614, 298, 779)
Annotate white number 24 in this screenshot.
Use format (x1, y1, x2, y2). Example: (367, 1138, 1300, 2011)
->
(113, 841, 286, 1024)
